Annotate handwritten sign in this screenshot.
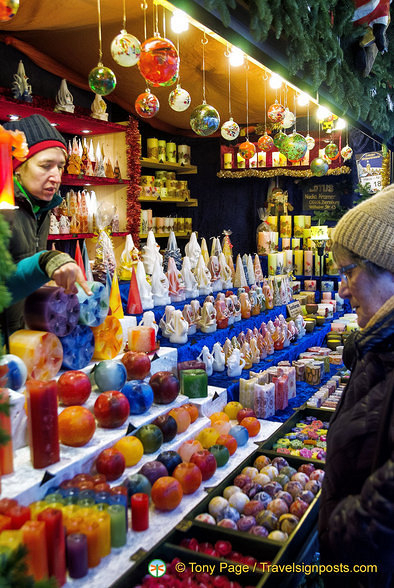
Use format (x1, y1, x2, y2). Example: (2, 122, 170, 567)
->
(287, 300, 303, 318)
(302, 184, 340, 212)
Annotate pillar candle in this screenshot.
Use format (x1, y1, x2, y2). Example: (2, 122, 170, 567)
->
(9, 330, 63, 380)
(37, 508, 66, 587)
(293, 250, 303, 275)
(128, 325, 156, 353)
(9, 505, 31, 529)
(237, 153, 245, 168)
(158, 140, 166, 162)
(29, 501, 49, 520)
(93, 511, 111, 557)
(257, 151, 266, 167)
(0, 389, 13, 475)
(0, 529, 23, 550)
(267, 215, 278, 231)
(276, 375, 289, 410)
(131, 493, 149, 532)
(303, 228, 311, 240)
(282, 237, 290, 250)
(314, 252, 321, 276)
(109, 494, 128, 530)
(285, 249, 293, 270)
(249, 153, 258, 168)
(279, 215, 292, 238)
(304, 215, 311, 229)
(76, 281, 109, 327)
(166, 142, 177, 163)
(223, 152, 233, 169)
(239, 377, 256, 409)
(108, 504, 126, 548)
(257, 231, 271, 255)
(271, 231, 279, 250)
(92, 315, 123, 359)
(0, 514, 11, 532)
(0, 498, 17, 515)
(275, 252, 284, 274)
(253, 383, 275, 418)
(268, 253, 277, 276)
(80, 520, 101, 568)
(66, 533, 88, 579)
(178, 144, 190, 165)
(147, 138, 159, 160)
(304, 250, 313, 276)
(24, 286, 80, 337)
(293, 215, 305, 237)
(291, 238, 300, 250)
(180, 369, 208, 398)
(22, 520, 48, 581)
(26, 379, 59, 469)
(304, 280, 316, 291)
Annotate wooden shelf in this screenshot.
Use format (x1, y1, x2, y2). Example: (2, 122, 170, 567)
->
(62, 175, 127, 186)
(139, 232, 192, 239)
(139, 197, 198, 207)
(140, 157, 197, 175)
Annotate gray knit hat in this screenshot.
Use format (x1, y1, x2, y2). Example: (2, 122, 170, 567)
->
(332, 184, 394, 273)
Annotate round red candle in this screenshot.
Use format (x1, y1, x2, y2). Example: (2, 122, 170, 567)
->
(131, 493, 149, 531)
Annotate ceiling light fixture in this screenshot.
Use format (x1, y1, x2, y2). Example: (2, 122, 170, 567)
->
(316, 106, 330, 120)
(269, 73, 282, 89)
(228, 46, 244, 67)
(335, 118, 347, 130)
(171, 9, 189, 33)
(297, 93, 310, 106)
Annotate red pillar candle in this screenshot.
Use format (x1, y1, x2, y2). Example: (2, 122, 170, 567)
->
(9, 504, 31, 529)
(21, 520, 49, 581)
(37, 508, 66, 587)
(0, 498, 18, 514)
(26, 380, 60, 469)
(0, 513, 12, 532)
(131, 493, 149, 531)
(0, 389, 13, 475)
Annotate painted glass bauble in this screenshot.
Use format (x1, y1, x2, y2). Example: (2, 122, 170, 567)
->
(111, 30, 141, 67)
(341, 144, 353, 161)
(138, 36, 179, 87)
(310, 157, 329, 177)
(257, 133, 274, 152)
(168, 84, 191, 112)
(135, 90, 160, 118)
(267, 102, 285, 123)
(159, 70, 179, 87)
(273, 131, 287, 153)
(190, 103, 220, 136)
(88, 64, 117, 96)
(221, 117, 240, 141)
(238, 140, 256, 160)
(325, 142, 339, 160)
(305, 134, 315, 150)
(0, 0, 19, 21)
(283, 132, 307, 162)
(281, 108, 296, 129)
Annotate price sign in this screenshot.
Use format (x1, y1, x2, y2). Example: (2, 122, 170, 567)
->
(287, 300, 303, 318)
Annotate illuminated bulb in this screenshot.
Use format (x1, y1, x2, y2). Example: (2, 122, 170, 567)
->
(269, 74, 282, 89)
(229, 46, 244, 67)
(316, 106, 330, 120)
(297, 93, 310, 106)
(171, 10, 189, 34)
(50, 123, 59, 127)
(336, 118, 347, 130)
(8, 114, 20, 121)
(81, 129, 91, 134)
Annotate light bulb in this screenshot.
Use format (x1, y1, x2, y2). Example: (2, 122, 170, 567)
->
(269, 74, 282, 89)
(316, 106, 330, 120)
(171, 10, 189, 34)
(229, 46, 244, 67)
(297, 93, 310, 106)
(336, 118, 347, 130)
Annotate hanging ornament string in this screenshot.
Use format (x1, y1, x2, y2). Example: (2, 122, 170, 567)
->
(201, 32, 208, 104)
(154, 0, 159, 36)
(227, 47, 232, 117)
(97, 0, 103, 63)
(141, 1, 147, 40)
(162, 5, 166, 38)
(263, 71, 268, 132)
(307, 100, 310, 136)
(245, 62, 249, 141)
(88, 0, 116, 95)
(122, 0, 126, 30)
(294, 93, 297, 132)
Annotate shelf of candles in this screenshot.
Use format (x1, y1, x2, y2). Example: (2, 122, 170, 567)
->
(139, 232, 192, 239)
(140, 158, 197, 175)
(61, 175, 127, 186)
(139, 196, 198, 207)
(48, 232, 129, 240)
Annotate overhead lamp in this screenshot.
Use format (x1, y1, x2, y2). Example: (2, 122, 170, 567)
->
(228, 46, 244, 67)
(316, 106, 330, 121)
(335, 118, 347, 130)
(297, 93, 310, 106)
(269, 74, 282, 89)
(81, 129, 92, 134)
(8, 114, 20, 121)
(171, 9, 189, 34)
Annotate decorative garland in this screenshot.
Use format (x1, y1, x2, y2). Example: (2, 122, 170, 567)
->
(125, 116, 141, 247)
(217, 166, 351, 179)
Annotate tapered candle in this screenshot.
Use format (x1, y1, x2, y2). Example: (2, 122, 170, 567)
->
(9, 505, 31, 529)
(22, 520, 49, 581)
(66, 533, 88, 579)
(38, 508, 66, 587)
(180, 369, 208, 398)
(93, 511, 111, 557)
(131, 493, 149, 532)
(0, 389, 13, 474)
(26, 379, 60, 469)
(80, 520, 101, 568)
(108, 504, 126, 548)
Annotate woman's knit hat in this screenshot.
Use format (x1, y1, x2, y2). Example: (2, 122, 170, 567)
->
(332, 184, 394, 273)
(4, 114, 67, 170)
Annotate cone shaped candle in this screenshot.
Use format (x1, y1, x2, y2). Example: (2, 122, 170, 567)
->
(246, 255, 256, 286)
(181, 256, 199, 299)
(142, 230, 162, 275)
(163, 230, 182, 272)
(109, 271, 124, 318)
(118, 234, 139, 280)
(166, 256, 186, 302)
(200, 238, 209, 265)
(208, 255, 222, 292)
(74, 241, 87, 279)
(151, 257, 171, 306)
(210, 237, 217, 257)
(234, 255, 248, 288)
(194, 253, 212, 295)
(126, 267, 143, 314)
(184, 232, 201, 269)
(218, 252, 233, 289)
(254, 254, 264, 284)
(135, 260, 154, 310)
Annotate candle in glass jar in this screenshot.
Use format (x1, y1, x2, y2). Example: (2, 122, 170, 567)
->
(21, 520, 48, 581)
(26, 379, 59, 469)
(108, 504, 126, 548)
(66, 533, 88, 579)
(37, 508, 66, 587)
(131, 493, 149, 532)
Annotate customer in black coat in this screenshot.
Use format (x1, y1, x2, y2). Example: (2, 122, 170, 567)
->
(318, 185, 394, 588)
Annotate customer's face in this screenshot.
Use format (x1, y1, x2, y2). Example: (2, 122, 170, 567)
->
(337, 257, 394, 327)
(17, 147, 66, 201)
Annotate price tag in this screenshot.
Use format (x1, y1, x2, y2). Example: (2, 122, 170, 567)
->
(287, 300, 302, 318)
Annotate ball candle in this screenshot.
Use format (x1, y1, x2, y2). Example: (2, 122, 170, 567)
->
(108, 504, 127, 547)
(66, 533, 88, 579)
(26, 379, 60, 469)
(21, 520, 48, 581)
(131, 493, 149, 531)
(37, 508, 66, 587)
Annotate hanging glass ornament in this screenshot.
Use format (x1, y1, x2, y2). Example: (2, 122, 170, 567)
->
(169, 84, 191, 112)
(138, 36, 179, 87)
(238, 140, 256, 160)
(310, 157, 329, 177)
(0, 0, 19, 21)
(135, 89, 160, 118)
(88, 64, 117, 96)
(221, 117, 240, 141)
(267, 101, 285, 123)
(111, 30, 141, 67)
(325, 142, 339, 160)
(281, 108, 296, 129)
(258, 133, 274, 152)
(283, 132, 308, 162)
(341, 144, 353, 161)
(305, 134, 315, 151)
(190, 102, 220, 136)
(273, 130, 287, 152)
(159, 70, 179, 87)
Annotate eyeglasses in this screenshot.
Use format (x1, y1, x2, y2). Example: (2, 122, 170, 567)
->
(338, 260, 369, 284)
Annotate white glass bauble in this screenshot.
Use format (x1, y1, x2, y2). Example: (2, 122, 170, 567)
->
(221, 117, 240, 141)
(281, 108, 296, 129)
(111, 30, 141, 67)
(168, 84, 191, 112)
(341, 144, 353, 161)
(305, 134, 315, 150)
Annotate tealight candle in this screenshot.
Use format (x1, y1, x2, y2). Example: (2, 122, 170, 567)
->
(131, 493, 149, 532)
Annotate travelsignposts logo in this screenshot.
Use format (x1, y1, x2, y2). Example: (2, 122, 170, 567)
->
(148, 559, 166, 577)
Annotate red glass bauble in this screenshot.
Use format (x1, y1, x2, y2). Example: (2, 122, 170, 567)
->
(138, 36, 179, 87)
(135, 91, 160, 118)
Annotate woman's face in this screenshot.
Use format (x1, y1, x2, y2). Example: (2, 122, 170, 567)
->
(17, 147, 66, 201)
(337, 257, 394, 327)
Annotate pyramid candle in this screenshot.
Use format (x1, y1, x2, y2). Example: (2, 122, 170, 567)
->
(38, 508, 66, 587)
(24, 286, 80, 336)
(26, 379, 59, 469)
(22, 520, 48, 581)
(180, 369, 208, 398)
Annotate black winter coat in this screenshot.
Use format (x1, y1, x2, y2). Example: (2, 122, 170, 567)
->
(319, 296, 394, 587)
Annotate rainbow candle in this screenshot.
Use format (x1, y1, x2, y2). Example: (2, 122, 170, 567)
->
(26, 379, 59, 469)
(21, 520, 49, 581)
(128, 325, 156, 353)
(9, 330, 63, 380)
(38, 508, 66, 587)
